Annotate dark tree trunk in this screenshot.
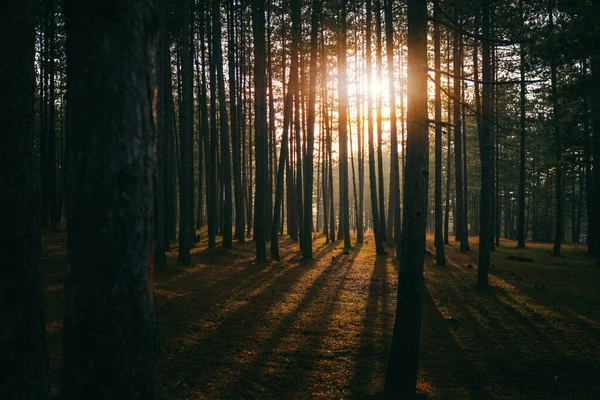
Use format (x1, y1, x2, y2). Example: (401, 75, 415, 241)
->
(375, 0, 386, 244)
(366, 0, 385, 254)
(214, 0, 233, 248)
(62, 1, 157, 397)
(584, 61, 594, 255)
(197, 0, 209, 230)
(433, 0, 446, 266)
(385, 0, 401, 258)
(267, 2, 275, 238)
(154, 0, 168, 267)
(478, 0, 493, 287)
(549, 0, 563, 256)
(252, 0, 268, 260)
(517, 0, 527, 248)
(444, 31, 451, 245)
(338, 0, 351, 250)
(178, 0, 194, 265)
(229, 0, 245, 242)
(302, 0, 322, 258)
(1, 2, 49, 397)
(593, 1, 600, 265)
(48, 0, 58, 231)
(453, 20, 469, 251)
(207, 3, 219, 248)
(271, 0, 300, 259)
(385, 0, 428, 395)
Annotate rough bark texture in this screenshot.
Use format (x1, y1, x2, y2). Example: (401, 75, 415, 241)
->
(385, 0, 428, 395)
(0, 1, 49, 398)
(62, 1, 157, 397)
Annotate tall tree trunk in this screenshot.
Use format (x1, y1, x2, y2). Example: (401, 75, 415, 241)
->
(252, 0, 268, 260)
(385, 0, 401, 258)
(453, 18, 469, 251)
(549, 0, 563, 256)
(1, 1, 49, 397)
(214, 0, 233, 248)
(178, 0, 194, 265)
(154, 0, 168, 267)
(355, 19, 365, 243)
(197, 0, 209, 230)
(375, 0, 386, 243)
(517, 0, 527, 248)
(338, 0, 351, 250)
(271, 0, 300, 259)
(478, 0, 493, 287)
(583, 59, 594, 255)
(48, 0, 58, 231)
(229, 0, 245, 242)
(386, 0, 428, 394)
(208, 6, 219, 248)
(592, 0, 600, 265)
(433, 0, 446, 265)
(302, 0, 322, 258)
(267, 1, 275, 238)
(366, 0, 385, 254)
(62, 1, 157, 396)
(444, 30, 451, 245)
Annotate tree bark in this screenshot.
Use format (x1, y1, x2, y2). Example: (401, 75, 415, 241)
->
(550, 0, 564, 256)
(366, 0, 385, 254)
(252, 0, 268, 260)
(62, 1, 157, 396)
(178, 0, 194, 265)
(1, 1, 49, 397)
(385, 0, 428, 394)
(302, 0, 322, 258)
(385, 0, 401, 258)
(478, 0, 493, 287)
(338, 0, 351, 250)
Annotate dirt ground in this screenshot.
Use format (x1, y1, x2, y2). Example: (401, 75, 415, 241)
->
(41, 229, 600, 399)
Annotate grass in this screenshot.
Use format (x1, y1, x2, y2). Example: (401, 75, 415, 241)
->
(41, 228, 600, 399)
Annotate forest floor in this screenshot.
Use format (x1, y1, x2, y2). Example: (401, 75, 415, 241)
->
(42, 229, 600, 399)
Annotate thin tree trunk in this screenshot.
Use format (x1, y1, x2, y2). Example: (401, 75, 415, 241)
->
(375, 0, 386, 243)
(385, 0, 401, 258)
(271, 0, 300, 259)
(433, 0, 446, 265)
(214, 0, 233, 248)
(338, 0, 351, 250)
(550, 0, 563, 256)
(478, 0, 493, 287)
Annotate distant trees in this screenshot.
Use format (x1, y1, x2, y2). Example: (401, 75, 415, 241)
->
(1, 1, 49, 397)
(62, 0, 156, 397)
